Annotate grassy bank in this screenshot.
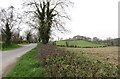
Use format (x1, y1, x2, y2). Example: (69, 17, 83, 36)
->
(6, 47, 45, 77)
(1, 43, 21, 51)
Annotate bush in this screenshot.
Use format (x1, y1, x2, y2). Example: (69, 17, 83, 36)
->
(65, 41, 69, 47)
(2, 42, 14, 48)
(52, 41, 56, 45)
(21, 40, 28, 44)
(74, 45, 77, 48)
(2, 43, 8, 48)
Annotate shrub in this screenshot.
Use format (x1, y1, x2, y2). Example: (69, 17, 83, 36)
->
(74, 45, 77, 48)
(2, 43, 8, 48)
(21, 40, 28, 44)
(65, 41, 69, 47)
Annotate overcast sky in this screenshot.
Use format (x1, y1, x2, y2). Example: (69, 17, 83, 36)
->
(0, 0, 119, 40)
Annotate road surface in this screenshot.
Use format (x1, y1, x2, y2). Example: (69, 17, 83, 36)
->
(0, 43, 37, 78)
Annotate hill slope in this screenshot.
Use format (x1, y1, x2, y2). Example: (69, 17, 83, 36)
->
(55, 40, 105, 48)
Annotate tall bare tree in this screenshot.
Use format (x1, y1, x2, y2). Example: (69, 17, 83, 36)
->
(23, 0, 73, 44)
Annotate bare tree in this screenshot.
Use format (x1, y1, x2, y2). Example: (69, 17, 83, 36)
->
(23, 0, 73, 44)
(0, 6, 23, 45)
(0, 6, 15, 45)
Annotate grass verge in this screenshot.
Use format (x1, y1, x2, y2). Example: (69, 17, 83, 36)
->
(2, 43, 21, 51)
(6, 47, 45, 77)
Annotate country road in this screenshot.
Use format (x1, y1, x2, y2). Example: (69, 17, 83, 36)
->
(0, 43, 37, 78)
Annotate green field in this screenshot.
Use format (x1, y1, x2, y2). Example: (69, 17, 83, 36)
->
(55, 40, 105, 48)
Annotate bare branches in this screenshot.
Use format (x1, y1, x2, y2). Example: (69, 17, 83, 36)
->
(22, 0, 73, 43)
(0, 6, 23, 44)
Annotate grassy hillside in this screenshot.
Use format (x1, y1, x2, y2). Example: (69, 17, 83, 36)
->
(55, 40, 105, 48)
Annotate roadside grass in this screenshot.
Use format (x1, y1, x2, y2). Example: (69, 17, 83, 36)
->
(6, 47, 45, 77)
(55, 40, 105, 48)
(1, 43, 21, 51)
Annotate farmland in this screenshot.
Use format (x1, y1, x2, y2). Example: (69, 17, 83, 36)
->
(63, 46, 118, 65)
(55, 40, 105, 48)
(38, 44, 118, 77)
(55, 40, 118, 65)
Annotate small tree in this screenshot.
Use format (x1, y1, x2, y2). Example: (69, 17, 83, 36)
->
(1, 24, 12, 45)
(66, 41, 69, 47)
(25, 30, 32, 43)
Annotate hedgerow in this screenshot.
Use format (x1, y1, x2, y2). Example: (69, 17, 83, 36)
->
(39, 44, 118, 77)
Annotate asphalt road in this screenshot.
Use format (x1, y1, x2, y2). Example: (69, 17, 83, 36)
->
(0, 43, 37, 78)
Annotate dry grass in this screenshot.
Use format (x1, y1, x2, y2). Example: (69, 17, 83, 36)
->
(63, 46, 118, 65)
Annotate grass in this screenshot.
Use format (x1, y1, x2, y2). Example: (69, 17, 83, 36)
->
(1, 43, 21, 51)
(6, 47, 45, 77)
(55, 40, 105, 48)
